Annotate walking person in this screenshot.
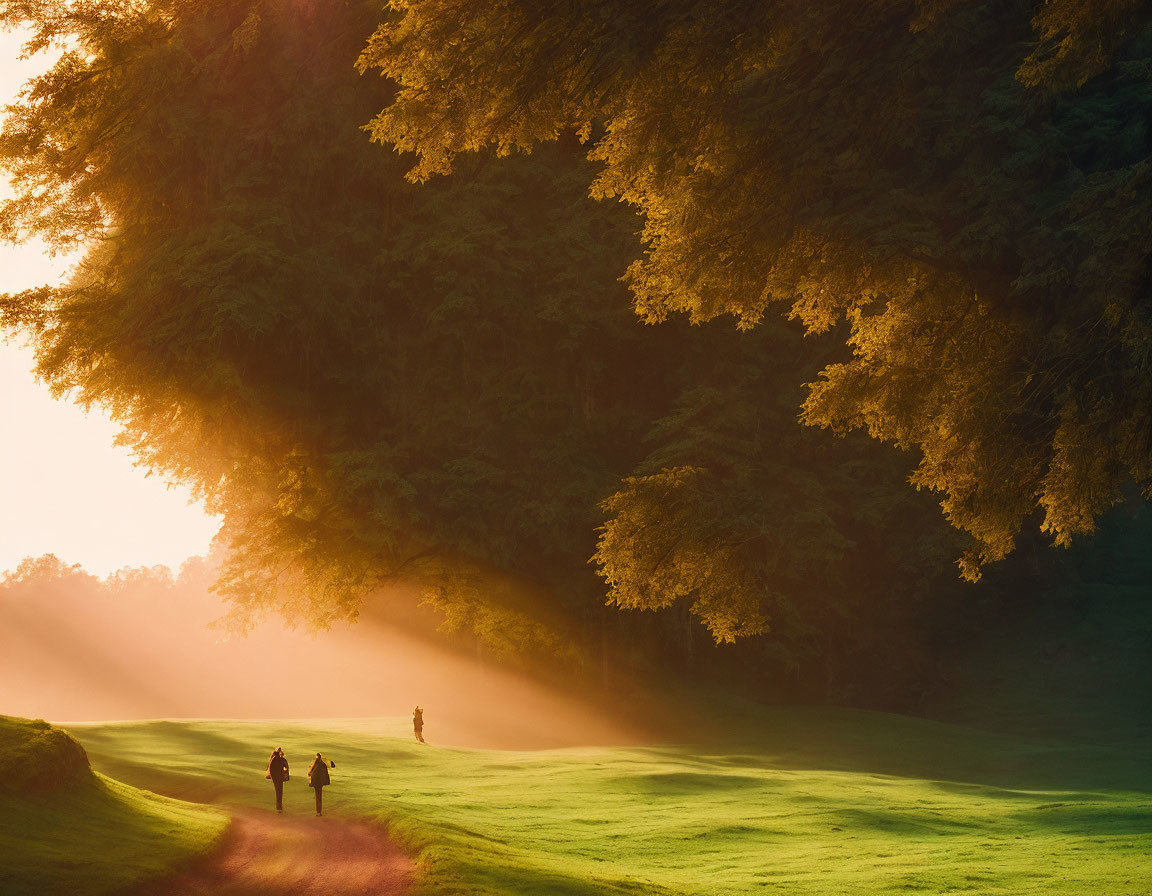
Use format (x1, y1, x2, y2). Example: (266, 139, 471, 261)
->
(308, 752, 335, 816)
(413, 705, 425, 744)
(266, 747, 290, 813)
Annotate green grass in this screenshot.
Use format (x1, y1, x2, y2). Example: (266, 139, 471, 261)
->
(0, 716, 228, 896)
(70, 706, 1152, 896)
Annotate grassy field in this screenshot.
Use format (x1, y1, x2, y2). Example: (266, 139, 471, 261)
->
(0, 716, 227, 896)
(69, 705, 1152, 896)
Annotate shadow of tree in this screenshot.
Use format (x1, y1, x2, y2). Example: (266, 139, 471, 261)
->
(635, 705, 1152, 794)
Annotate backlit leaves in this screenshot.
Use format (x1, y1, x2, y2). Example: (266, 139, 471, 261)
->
(362, 0, 1152, 578)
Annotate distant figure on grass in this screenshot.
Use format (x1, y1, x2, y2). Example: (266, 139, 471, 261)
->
(265, 747, 290, 813)
(308, 752, 335, 816)
(413, 706, 425, 743)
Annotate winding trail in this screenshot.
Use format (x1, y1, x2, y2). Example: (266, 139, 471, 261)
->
(136, 807, 414, 896)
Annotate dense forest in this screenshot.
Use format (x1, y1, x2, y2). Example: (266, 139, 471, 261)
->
(1, 0, 1148, 708)
(364, 0, 1152, 580)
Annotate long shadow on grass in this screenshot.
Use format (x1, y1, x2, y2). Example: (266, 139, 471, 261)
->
(70, 722, 272, 803)
(73, 720, 253, 760)
(643, 707, 1152, 794)
(456, 858, 679, 896)
(1007, 803, 1152, 835)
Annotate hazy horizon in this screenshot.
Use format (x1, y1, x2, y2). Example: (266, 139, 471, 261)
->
(1, 28, 220, 577)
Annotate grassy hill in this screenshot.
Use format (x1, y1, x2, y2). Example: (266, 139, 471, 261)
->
(0, 716, 227, 896)
(72, 709, 1151, 896)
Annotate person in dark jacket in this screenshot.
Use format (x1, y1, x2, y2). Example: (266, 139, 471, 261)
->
(413, 706, 425, 744)
(266, 747, 290, 813)
(307, 752, 335, 816)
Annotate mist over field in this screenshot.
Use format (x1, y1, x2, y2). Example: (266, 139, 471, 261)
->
(0, 558, 641, 749)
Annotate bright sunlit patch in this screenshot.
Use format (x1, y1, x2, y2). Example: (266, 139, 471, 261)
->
(0, 29, 219, 576)
(0, 342, 221, 576)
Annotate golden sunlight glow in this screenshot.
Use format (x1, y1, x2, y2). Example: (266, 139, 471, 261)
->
(1, 29, 219, 576)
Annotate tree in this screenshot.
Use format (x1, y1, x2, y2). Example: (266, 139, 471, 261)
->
(0, 0, 649, 659)
(594, 323, 966, 698)
(0, 0, 973, 688)
(360, 0, 1152, 581)
(0, 554, 98, 590)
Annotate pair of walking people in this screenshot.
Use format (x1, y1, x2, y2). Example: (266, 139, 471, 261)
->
(266, 747, 335, 815)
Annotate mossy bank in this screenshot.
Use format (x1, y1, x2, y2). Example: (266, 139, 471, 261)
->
(0, 716, 226, 896)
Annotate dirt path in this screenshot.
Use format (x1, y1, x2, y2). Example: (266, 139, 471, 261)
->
(136, 807, 414, 895)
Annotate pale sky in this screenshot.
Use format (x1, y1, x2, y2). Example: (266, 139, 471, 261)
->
(1, 28, 219, 577)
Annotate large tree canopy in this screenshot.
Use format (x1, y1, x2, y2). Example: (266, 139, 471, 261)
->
(360, 0, 1152, 579)
(0, 0, 976, 693)
(0, 0, 654, 654)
